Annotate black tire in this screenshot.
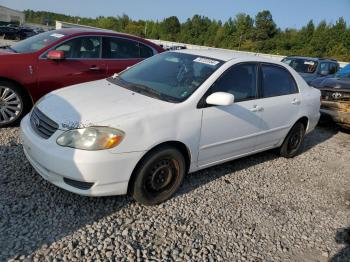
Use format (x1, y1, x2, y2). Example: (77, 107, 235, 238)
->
(131, 146, 186, 206)
(0, 81, 31, 128)
(279, 122, 306, 158)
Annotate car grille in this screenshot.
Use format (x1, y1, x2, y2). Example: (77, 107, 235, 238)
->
(321, 90, 350, 101)
(30, 107, 59, 139)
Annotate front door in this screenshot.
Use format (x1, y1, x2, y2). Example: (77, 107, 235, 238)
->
(37, 36, 107, 97)
(198, 63, 263, 167)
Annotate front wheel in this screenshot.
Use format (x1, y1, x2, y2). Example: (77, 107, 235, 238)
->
(279, 122, 306, 158)
(131, 146, 186, 206)
(0, 81, 29, 128)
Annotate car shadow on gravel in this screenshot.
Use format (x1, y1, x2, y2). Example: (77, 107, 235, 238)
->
(330, 228, 350, 262)
(0, 139, 132, 261)
(176, 125, 337, 198)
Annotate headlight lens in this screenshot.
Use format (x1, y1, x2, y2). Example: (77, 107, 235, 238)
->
(57, 127, 125, 150)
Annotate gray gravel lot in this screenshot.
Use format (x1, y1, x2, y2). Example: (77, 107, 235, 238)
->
(0, 125, 349, 262)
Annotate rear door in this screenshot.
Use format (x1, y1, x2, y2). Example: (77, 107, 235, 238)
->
(102, 37, 154, 75)
(37, 36, 107, 96)
(254, 63, 301, 150)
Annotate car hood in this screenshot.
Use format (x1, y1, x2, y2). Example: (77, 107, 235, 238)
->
(37, 79, 171, 130)
(299, 73, 317, 83)
(0, 48, 16, 55)
(318, 77, 350, 90)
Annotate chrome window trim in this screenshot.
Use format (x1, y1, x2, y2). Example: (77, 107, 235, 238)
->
(39, 34, 157, 61)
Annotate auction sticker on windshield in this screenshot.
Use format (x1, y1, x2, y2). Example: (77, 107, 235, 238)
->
(304, 61, 315, 65)
(194, 57, 220, 66)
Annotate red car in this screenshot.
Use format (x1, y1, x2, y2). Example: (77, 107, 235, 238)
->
(0, 28, 164, 127)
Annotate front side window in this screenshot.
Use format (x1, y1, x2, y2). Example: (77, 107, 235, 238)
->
(54, 36, 101, 59)
(319, 62, 329, 73)
(11, 31, 67, 54)
(210, 63, 257, 102)
(109, 52, 224, 102)
(261, 64, 298, 98)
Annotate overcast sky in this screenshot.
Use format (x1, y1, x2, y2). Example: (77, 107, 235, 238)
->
(1, 0, 349, 29)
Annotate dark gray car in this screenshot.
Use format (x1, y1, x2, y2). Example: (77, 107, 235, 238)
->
(281, 56, 339, 84)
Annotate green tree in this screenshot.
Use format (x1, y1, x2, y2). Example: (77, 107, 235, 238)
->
(254, 10, 277, 41)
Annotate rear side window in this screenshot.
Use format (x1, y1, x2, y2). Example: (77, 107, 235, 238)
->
(211, 63, 257, 102)
(102, 37, 154, 59)
(261, 64, 298, 98)
(139, 43, 154, 58)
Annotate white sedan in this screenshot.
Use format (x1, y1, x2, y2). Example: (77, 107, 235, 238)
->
(21, 49, 321, 205)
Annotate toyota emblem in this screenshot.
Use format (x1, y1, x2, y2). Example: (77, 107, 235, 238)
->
(332, 92, 342, 99)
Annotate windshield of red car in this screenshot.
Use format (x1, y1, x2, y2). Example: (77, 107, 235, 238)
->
(11, 31, 67, 54)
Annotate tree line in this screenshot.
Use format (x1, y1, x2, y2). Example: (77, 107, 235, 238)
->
(24, 9, 350, 61)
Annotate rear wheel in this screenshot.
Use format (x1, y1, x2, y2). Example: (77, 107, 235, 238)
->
(131, 146, 186, 205)
(0, 81, 30, 127)
(279, 122, 306, 158)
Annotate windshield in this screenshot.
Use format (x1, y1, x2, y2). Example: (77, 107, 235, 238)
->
(11, 31, 67, 54)
(282, 58, 318, 74)
(110, 52, 224, 102)
(335, 64, 350, 78)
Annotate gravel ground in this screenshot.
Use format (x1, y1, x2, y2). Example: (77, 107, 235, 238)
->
(0, 125, 349, 262)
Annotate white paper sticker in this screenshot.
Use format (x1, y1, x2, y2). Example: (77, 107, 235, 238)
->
(50, 33, 65, 38)
(194, 57, 220, 66)
(304, 61, 315, 65)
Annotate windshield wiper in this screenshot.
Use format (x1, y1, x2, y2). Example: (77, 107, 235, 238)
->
(109, 76, 179, 103)
(130, 83, 177, 102)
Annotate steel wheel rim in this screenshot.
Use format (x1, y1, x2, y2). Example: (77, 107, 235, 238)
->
(287, 129, 302, 152)
(145, 158, 180, 195)
(0, 86, 22, 124)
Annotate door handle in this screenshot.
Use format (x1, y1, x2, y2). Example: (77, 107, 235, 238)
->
(89, 66, 101, 71)
(292, 98, 301, 105)
(250, 105, 263, 112)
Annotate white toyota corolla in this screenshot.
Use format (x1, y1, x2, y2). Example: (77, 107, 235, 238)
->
(21, 49, 321, 205)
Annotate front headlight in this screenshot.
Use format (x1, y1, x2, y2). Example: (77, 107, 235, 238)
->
(57, 126, 125, 150)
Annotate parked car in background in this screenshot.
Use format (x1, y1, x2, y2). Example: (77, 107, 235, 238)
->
(0, 28, 164, 127)
(311, 63, 350, 128)
(281, 56, 339, 84)
(21, 50, 321, 205)
(0, 25, 21, 40)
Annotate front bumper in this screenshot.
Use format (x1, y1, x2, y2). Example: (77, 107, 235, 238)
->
(20, 115, 144, 196)
(320, 108, 350, 127)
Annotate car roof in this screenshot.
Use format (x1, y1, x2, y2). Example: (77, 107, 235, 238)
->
(174, 48, 276, 63)
(284, 56, 337, 62)
(53, 28, 141, 38)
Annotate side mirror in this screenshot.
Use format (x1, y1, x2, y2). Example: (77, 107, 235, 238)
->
(206, 92, 235, 106)
(320, 70, 329, 76)
(47, 50, 65, 60)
